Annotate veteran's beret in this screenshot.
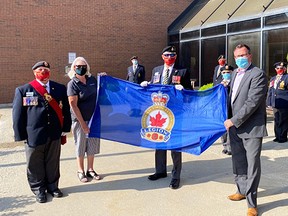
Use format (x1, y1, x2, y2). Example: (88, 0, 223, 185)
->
(162, 46, 176, 54)
(220, 65, 234, 72)
(130, 56, 138, 60)
(274, 62, 287, 68)
(217, 55, 225, 60)
(32, 61, 50, 70)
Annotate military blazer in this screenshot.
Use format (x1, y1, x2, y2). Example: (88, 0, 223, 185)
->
(213, 65, 224, 86)
(13, 80, 72, 147)
(228, 64, 268, 138)
(150, 65, 192, 90)
(126, 64, 146, 84)
(266, 74, 288, 109)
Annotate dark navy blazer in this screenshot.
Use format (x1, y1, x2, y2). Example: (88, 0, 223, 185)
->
(267, 74, 288, 109)
(150, 65, 192, 90)
(126, 64, 146, 84)
(12, 80, 72, 147)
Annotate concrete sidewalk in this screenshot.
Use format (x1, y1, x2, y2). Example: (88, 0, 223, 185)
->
(0, 107, 287, 216)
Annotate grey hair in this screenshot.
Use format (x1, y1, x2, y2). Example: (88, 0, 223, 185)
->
(68, 56, 91, 79)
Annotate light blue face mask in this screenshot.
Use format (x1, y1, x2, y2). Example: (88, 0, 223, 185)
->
(222, 73, 231, 81)
(235, 57, 249, 69)
(132, 60, 138, 65)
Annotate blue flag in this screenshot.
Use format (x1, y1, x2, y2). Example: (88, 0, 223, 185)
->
(89, 76, 227, 155)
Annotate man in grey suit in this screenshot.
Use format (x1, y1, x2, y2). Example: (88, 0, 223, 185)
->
(224, 44, 267, 216)
(140, 45, 192, 189)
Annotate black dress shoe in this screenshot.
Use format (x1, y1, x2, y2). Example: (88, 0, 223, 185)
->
(36, 191, 47, 203)
(148, 173, 167, 181)
(226, 151, 232, 155)
(48, 189, 63, 198)
(273, 138, 279, 142)
(278, 140, 287, 143)
(169, 179, 180, 189)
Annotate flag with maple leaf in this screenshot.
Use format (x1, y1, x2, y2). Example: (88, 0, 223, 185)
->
(89, 76, 227, 155)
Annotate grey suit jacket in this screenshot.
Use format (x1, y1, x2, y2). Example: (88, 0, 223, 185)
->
(228, 64, 268, 138)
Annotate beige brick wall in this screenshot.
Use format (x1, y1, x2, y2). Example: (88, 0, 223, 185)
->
(0, 0, 191, 103)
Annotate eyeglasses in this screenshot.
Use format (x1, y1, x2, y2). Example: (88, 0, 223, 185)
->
(222, 72, 230, 74)
(75, 65, 87, 69)
(234, 53, 249, 58)
(276, 67, 284, 70)
(163, 54, 176, 57)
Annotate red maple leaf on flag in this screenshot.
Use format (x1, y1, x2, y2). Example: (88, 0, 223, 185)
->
(150, 111, 167, 127)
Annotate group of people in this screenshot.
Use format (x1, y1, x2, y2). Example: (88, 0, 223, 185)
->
(12, 58, 102, 203)
(13, 43, 284, 216)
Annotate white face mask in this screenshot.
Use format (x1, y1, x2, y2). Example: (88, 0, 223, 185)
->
(132, 60, 138, 65)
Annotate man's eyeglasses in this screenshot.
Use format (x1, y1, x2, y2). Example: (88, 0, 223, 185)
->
(163, 54, 176, 57)
(276, 67, 284, 70)
(75, 65, 87, 69)
(234, 53, 249, 58)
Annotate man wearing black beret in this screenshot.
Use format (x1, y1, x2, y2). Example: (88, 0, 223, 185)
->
(126, 55, 146, 84)
(141, 45, 192, 189)
(213, 55, 226, 85)
(12, 61, 71, 203)
(267, 61, 288, 143)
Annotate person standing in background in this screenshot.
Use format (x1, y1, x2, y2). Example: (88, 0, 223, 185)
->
(267, 62, 288, 143)
(67, 57, 101, 183)
(13, 61, 71, 203)
(126, 55, 145, 84)
(213, 55, 226, 86)
(220, 65, 234, 155)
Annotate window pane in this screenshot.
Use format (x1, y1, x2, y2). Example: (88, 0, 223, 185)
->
(263, 28, 288, 80)
(201, 37, 226, 86)
(264, 13, 288, 27)
(228, 18, 261, 33)
(202, 25, 226, 37)
(228, 32, 261, 68)
(180, 41, 199, 87)
(181, 30, 199, 40)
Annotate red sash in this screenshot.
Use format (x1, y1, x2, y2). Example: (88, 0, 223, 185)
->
(29, 80, 64, 128)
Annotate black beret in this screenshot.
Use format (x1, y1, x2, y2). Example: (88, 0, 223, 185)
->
(217, 55, 225, 60)
(130, 56, 138, 60)
(32, 61, 50, 70)
(220, 65, 234, 72)
(274, 62, 287, 68)
(162, 46, 176, 54)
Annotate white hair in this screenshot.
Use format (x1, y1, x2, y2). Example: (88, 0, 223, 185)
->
(68, 56, 91, 79)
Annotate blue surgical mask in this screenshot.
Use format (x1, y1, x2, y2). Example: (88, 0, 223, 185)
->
(222, 73, 231, 81)
(235, 57, 249, 69)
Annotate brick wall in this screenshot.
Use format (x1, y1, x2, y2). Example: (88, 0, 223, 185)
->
(0, 0, 191, 104)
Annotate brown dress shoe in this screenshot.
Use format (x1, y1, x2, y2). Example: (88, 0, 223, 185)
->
(247, 207, 258, 216)
(228, 193, 246, 201)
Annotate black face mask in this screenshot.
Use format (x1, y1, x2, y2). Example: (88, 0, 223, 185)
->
(75, 67, 87, 76)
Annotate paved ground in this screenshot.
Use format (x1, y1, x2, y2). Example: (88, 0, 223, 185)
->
(0, 107, 288, 216)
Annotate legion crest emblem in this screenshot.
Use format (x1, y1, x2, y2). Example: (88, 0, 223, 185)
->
(140, 91, 175, 142)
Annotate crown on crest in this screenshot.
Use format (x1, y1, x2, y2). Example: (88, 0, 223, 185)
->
(151, 91, 169, 106)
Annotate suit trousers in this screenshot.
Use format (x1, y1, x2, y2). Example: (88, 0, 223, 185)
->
(25, 137, 61, 194)
(229, 126, 262, 208)
(155, 150, 182, 179)
(273, 108, 288, 142)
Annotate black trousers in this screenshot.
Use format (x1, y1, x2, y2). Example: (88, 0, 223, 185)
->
(25, 138, 61, 194)
(155, 150, 182, 179)
(273, 108, 288, 142)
